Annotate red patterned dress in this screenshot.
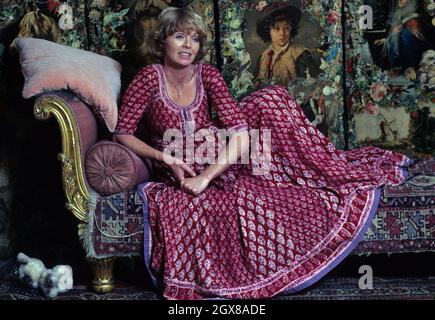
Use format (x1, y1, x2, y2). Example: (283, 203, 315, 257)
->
(115, 63, 411, 299)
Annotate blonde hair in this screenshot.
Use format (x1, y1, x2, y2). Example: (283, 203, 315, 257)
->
(145, 7, 208, 64)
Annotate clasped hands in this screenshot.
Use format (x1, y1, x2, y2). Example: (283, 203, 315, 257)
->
(165, 156, 210, 196)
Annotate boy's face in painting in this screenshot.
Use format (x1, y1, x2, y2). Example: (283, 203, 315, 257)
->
(269, 20, 291, 50)
(398, 0, 408, 8)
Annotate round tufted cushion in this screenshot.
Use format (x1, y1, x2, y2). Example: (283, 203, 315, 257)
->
(85, 140, 151, 196)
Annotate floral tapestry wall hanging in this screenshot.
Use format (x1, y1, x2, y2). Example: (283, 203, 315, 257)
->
(219, 0, 346, 148)
(92, 0, 216, 86)
(346, 0, 435, 156)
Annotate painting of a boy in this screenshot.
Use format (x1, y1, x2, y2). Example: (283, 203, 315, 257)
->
(256, 1, 320, 86)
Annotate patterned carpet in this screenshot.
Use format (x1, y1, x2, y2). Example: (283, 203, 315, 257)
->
(1, 275, 433, 300)
(1, 256, 433, 300)
(354, 158, 435, 255)
(274, 277, 435, 300)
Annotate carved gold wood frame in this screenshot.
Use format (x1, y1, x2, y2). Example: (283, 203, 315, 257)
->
(33, 94, 116, 292)
(33, 95, 91, 222)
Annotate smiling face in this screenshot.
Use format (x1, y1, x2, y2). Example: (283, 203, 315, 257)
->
(164, 29, 200, 67)
(269, 20, 291, 50)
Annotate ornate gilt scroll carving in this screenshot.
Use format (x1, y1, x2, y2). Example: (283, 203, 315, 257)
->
(34, 95, 91, 222)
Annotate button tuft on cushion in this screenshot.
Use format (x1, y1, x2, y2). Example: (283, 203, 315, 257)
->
(103, 167, 115, 177)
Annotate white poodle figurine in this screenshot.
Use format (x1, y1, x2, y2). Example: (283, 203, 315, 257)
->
(38, 265, 74, 298)
(16, 252, 46, 289)
(16, 252, 74, 298)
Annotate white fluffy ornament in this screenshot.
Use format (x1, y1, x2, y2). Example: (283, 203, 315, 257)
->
(16, 252, 74, 298)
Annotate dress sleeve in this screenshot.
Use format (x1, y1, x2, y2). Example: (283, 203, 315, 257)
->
(202, 64, 248, 134)
(114, 65, 155, 135)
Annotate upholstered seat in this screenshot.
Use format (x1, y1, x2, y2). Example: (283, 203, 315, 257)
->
(33, 91, 434, 292)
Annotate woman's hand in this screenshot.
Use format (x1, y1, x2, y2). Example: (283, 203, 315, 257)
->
(165, 157, 196, 188)
(181, 175, 211, 196)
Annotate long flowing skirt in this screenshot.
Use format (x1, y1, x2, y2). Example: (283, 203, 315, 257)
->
(138, 86, 411, 299)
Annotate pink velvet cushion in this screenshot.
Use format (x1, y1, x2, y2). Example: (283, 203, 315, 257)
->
(13, 37, 121, 132)
(85, 141, 151, 196)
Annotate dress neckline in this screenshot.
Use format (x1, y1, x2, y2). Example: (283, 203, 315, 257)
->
(156, 63, 203, 112)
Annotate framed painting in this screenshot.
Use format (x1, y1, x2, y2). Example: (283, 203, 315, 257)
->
(0, 0, 90, 49)
(346, 0, 435, 156)
(219, 0, 346, 148)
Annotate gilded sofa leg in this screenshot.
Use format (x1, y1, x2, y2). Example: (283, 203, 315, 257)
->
(88, 257, 115, 293)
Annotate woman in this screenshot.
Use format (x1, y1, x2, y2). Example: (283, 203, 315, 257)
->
(114, 7, 411, 299)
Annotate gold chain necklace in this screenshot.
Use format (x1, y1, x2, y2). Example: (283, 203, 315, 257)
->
(163, 65, 195, 100)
